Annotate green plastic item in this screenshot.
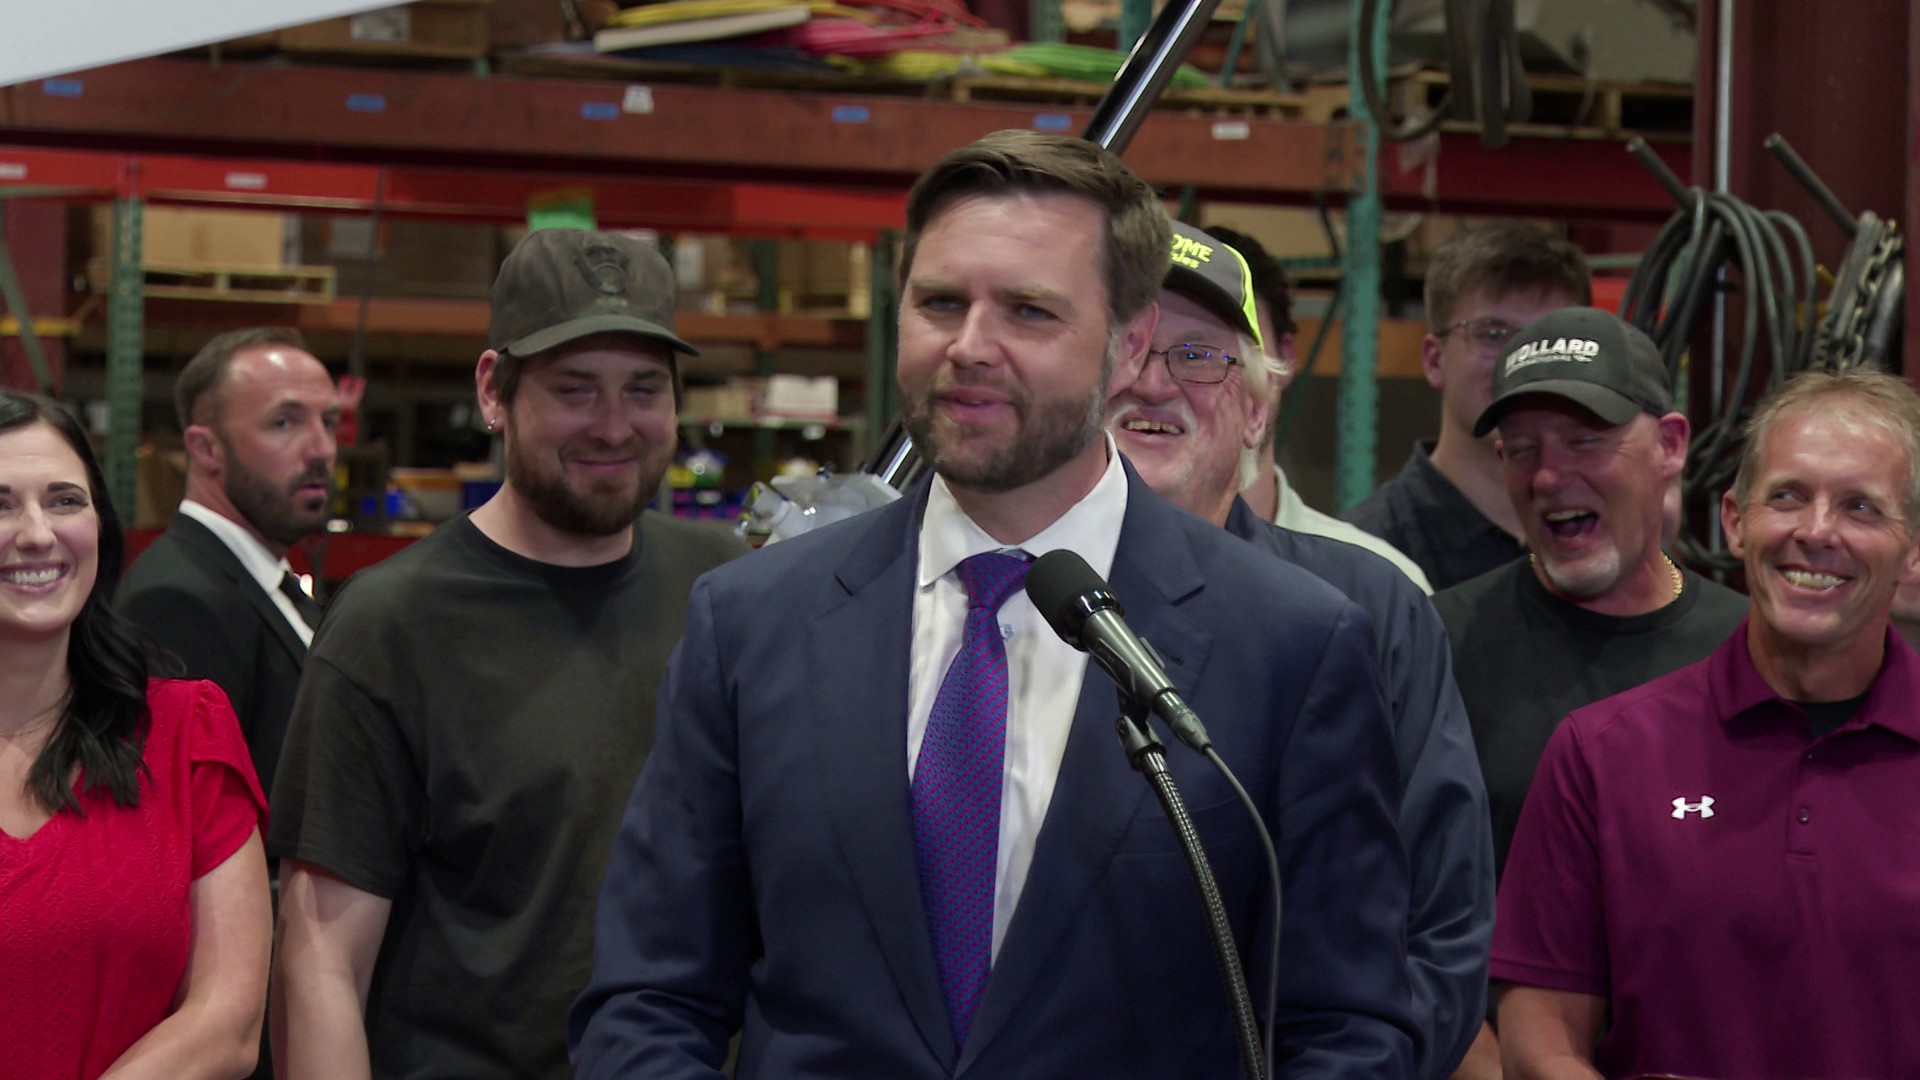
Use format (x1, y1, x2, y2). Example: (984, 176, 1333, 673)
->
(996, 43, 1209, 89)
(527, 187, 597, 232)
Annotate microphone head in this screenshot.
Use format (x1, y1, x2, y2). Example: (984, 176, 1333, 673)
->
(1025, 549, 1122, 650)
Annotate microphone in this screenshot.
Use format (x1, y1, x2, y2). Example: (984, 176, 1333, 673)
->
(1026, 550, 1213, 753)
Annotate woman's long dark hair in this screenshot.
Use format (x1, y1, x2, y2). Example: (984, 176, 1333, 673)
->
(0, 391, 151, 812)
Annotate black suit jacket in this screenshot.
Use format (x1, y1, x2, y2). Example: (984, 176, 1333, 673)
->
(571, 463, 1416, 1079)
(120, 513, 307, 796)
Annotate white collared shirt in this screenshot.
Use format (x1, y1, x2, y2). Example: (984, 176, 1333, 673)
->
(1268, 468, 1434, 595)
(176, 500, 315, 646)
(906, 436, 1128, 960)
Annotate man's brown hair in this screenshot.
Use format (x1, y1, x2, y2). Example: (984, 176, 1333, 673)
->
(174, 327, 310, 429)
(899, 130, 1171, 326)
(1424, 220, 1591, 331)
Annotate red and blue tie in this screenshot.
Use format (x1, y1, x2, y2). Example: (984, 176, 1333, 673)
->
(911, 550, 1029, 1047)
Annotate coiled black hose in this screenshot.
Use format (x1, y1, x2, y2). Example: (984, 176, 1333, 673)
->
(1620, 155, 1818, 571)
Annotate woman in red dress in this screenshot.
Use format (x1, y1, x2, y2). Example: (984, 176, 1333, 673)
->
(0, 391, 270, 1079)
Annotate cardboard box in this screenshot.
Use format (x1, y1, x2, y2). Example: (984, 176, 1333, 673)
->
(278, 0, 491, 59)
(682, 381, 757, 420)
(134, 443, 187, 531)
(96, 206, 291, 270)
(313, 218, 502, 300)
(778, 240, 871, 316)
(489, 0, 574, 47)
(757, 375, 838, 419)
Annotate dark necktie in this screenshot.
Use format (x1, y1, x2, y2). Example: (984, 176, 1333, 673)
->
(277, 571, 323, 632)
(910, 550, 1029, 1047)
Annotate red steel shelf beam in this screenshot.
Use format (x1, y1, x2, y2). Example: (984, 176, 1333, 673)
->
(2, 58, 1363, 201)
(1381, 132, 1694, 223)
(0, 58, 1693, 223)
(0, 143, 907, 239)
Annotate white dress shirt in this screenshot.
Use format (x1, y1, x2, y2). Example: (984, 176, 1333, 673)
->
(906, 438, 1128, 960)
(1268, 468, 1433, 595)
(176, 499, 316, 646)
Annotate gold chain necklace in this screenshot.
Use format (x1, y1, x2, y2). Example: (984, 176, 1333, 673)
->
(1531, 552, 1684, 604)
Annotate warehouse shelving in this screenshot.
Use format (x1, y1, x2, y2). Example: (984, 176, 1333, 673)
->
(0, 53, 1692, 513)
(1, 58, 1688, 216)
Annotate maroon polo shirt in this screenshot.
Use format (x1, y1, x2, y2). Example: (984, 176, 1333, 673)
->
(1491, 618, 1920, 1080)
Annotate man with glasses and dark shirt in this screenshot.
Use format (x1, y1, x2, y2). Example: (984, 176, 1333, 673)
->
(1346, 221, 1589, 592)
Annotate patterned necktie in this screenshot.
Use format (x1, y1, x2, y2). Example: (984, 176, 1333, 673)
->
(278, 571, 323, 632)
(911, 550, 1029, 1048)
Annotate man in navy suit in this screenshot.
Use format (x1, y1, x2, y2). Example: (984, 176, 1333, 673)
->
(570, 131, 1416, 1079)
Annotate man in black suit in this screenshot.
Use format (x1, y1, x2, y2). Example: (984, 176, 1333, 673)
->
(121, 327, 340, 797)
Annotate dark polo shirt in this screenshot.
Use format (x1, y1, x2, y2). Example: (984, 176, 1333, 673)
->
(1492, 620, 1920, 1080)
(1344, 441, 1526, 593)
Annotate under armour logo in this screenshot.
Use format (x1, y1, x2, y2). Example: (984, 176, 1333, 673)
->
(573, 243, 631, 296)
(1672, 796, 1715, 819)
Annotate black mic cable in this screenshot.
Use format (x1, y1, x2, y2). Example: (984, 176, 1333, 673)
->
(1027, 549, 1283, 1080)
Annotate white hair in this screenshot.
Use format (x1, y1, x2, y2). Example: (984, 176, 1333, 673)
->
(1236, 329, 1286, 490)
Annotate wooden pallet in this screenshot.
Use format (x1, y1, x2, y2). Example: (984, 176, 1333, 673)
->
(88, 260, 338, 304)
(946, 75, 1303, 117)
(1300, 67, 1692, 139)
(498, 52, 1304, 118)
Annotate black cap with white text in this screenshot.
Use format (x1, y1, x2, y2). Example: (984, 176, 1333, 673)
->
(1472, 306, 1673, 437)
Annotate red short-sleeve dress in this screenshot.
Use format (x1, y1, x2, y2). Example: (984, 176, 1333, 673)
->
(0, 678, 268, 1080)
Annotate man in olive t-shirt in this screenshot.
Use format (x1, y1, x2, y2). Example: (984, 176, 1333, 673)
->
(268, 230, 746, 1080)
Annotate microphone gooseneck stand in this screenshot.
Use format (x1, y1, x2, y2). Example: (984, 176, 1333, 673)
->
(1113, 693, 1267, 1080)
(1031, 550, 1275, 1080)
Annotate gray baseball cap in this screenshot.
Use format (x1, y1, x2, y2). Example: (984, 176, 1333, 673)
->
(1473, 307, 1672, 437)
(1164, 220, 1265, 353)
(489, 229, 697, 358)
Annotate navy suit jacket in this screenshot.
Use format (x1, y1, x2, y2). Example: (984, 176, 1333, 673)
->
(571, 465, 1416, 1079)
(1227, 497, 1495, 1080)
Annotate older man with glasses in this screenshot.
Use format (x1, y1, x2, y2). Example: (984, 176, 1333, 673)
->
(1346, 221, 1592, 592)
(1111, 220, 1495, 1080)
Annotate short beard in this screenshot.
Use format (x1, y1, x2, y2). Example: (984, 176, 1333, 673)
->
(1537, 545, 1624, 600)
(220, 434, 331, 548)
(903, 338, 1115, 495)
(505, 430, 663, 537)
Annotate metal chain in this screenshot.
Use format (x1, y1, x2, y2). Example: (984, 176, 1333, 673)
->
(1817, 220, 1902, 370)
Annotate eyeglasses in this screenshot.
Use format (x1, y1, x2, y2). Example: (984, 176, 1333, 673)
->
(1144, 344, 1241, 385)
(1438, 317, 1524, 356)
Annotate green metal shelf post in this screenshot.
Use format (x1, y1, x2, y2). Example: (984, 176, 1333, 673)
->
(107, 196, 145, 516)
(749, 239, 780, 468)
(1031, 0, 1064, 44)
(0, 207, 56, 394)
(1120, 0, 1153, 52)
(864, 231, 899, 460)
(1335, 0, 1386, 512)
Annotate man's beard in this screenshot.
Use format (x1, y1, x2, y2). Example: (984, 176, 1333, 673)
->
(505, 432, 665, 537)
(902, 345, 1114, 494)
(222, 438, 331, 548)
(1537, 543, 1624, 600)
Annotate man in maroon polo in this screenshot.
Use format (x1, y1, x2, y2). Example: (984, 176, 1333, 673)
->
(1492, 368, 1920, 1080)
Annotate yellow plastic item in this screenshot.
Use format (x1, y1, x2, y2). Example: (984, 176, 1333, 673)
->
(831, 51, 1049, 79)
(606, 0, 870, 27)
(975, 53, 1051, 77)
